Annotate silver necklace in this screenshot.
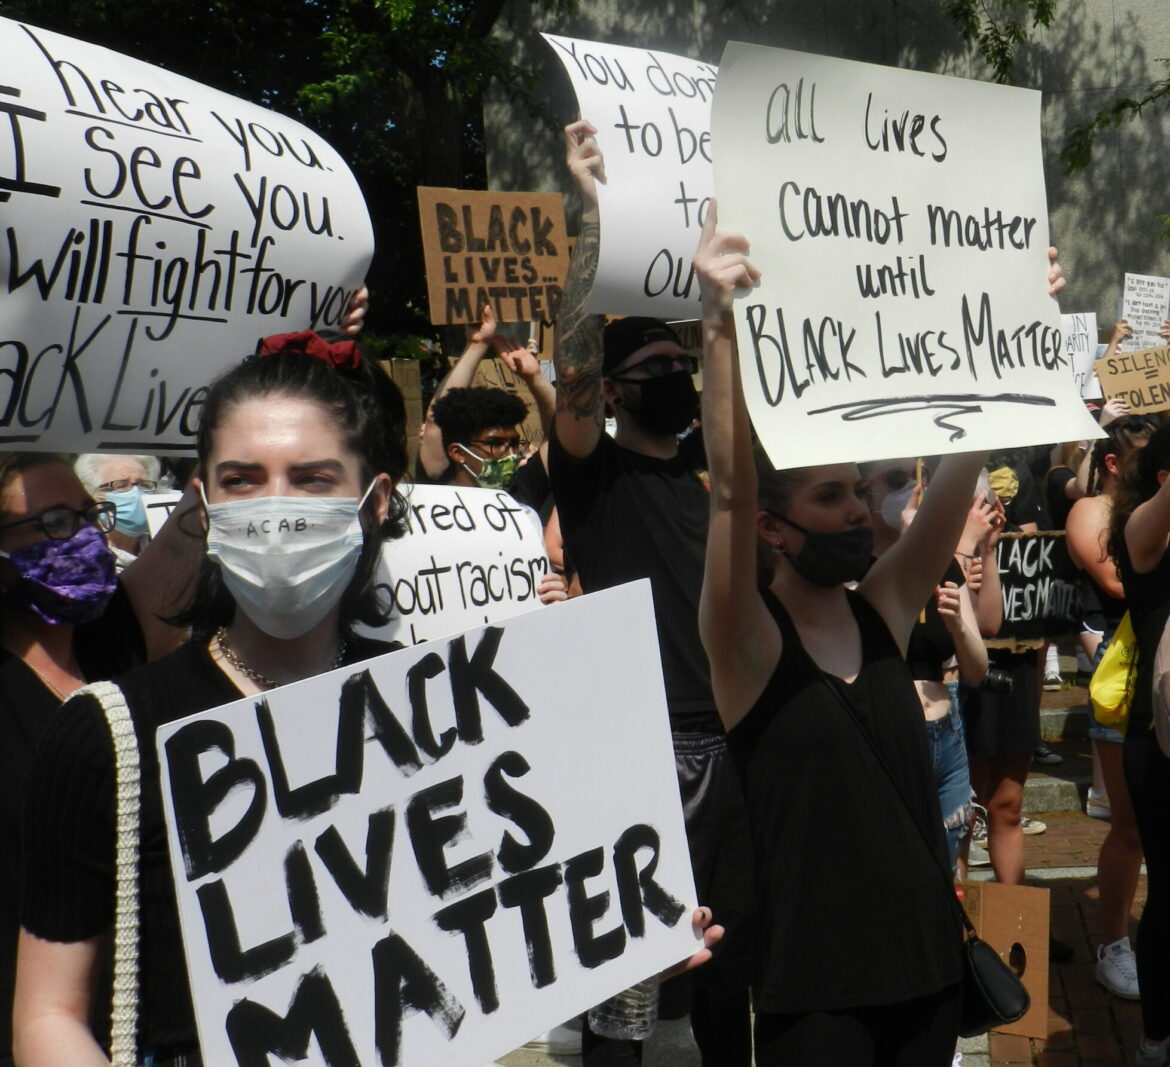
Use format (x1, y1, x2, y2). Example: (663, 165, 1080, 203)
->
(214, 627, 346, 689)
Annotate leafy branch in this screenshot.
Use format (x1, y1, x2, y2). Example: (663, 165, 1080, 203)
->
(943, 0, 1056, 83)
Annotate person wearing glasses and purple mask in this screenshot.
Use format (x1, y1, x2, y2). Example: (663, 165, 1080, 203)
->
(0, 452, 198, 1067)
(74, 454, 166, 564)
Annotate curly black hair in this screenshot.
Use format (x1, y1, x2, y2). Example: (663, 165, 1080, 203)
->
(430, 387, 528, 453)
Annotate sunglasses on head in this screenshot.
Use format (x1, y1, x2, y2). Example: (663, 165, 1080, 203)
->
(867, 467, 930, 492)
(609, 354, 698, 381)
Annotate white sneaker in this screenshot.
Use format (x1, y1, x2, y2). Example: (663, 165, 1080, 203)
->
(1097, 937, 1141, 1000)
(952, 1052, 963, 1067)
(1087, 787, 1112, 820)
(967, 841, 991, 868)
(1135, 1035, 1170, 1066)
(523, 1018, 583, 1054)
(1021, 816, 1047, 835)
(1043, 671, 1063, 691)
(971, 815, 988, 846)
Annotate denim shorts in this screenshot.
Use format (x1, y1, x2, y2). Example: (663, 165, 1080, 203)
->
(924, 684, 974, 874)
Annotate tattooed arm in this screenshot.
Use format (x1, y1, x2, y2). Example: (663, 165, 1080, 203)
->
(554, 120, 607, 459)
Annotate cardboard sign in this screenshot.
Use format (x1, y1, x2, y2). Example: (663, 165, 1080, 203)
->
(989, 531, 1080, 643)
(1095, 344, 1170, 415)
(0, 17, 372, 454)
(144, 489, 183, 538)
(1120, 273, 1170, 352)
(1061, 312, 1101, 399)
(470, 357, 549, 449)
(361, 484, 550, 646)
(417, 187, 570, 326)
(542, 34, 716, 319)
(957, 881, 1049, 1038)
(710, 43, 1101, 469)
(158, 581, 698, 1067)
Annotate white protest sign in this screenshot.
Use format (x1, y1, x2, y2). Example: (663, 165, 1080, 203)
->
(157, 580, 698, 1067)
(363, 484, 550, 646)
(711, 43, 1101, 469)
(1062, 312, 1101, 399)
(0, 17, 372, 454)
(144, 489, 183, 538)
(1120, 273, 1170, 352)
(542, 34, 715, 319)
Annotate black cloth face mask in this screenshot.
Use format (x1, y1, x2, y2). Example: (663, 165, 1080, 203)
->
(772, 513, 874, 587)
(622, 372, 699, 436)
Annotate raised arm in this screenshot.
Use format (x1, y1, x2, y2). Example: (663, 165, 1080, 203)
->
(499, 336, 556, 440)
(692, 207, 773, 728)
(1126, 469, 1170, 573)
(553, 120, 606, 459)
(862, 451, 987, 649)
(939, 581, 989, 683)
(957, 492, 1004, 636)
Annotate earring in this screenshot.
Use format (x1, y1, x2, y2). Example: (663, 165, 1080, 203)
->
(771, 541, 782, 554)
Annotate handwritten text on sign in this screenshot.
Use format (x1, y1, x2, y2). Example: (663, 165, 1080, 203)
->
(416, 187, 569, 326)
(989, 531, 1079, 644)
(1095, 345, 1170, 415)
(158, 582, 697, 1067)
(1062, 312, 1101, 400)
(0, 17, 372, 453)
(710, 43, 1100, 469)
(361, 484, 550, 646)
(1120, 273, 1170, 353)
(542, 34, 716, 320)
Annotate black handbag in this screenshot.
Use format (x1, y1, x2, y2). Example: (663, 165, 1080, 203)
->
(825, 678, 1030, 1036)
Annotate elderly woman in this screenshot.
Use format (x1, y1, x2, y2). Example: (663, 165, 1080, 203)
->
(74, 454, 164, 562)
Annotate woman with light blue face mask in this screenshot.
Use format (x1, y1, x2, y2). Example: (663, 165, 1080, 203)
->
(74, 453, 165, 564)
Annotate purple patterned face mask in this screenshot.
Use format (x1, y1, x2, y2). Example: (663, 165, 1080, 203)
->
(0, 523, 117, 626)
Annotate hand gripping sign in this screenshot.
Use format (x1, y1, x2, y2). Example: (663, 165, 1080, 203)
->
(0, 17, 372, 453)
(710, 42, 1101, 469)
(158, 581, 699, 1067)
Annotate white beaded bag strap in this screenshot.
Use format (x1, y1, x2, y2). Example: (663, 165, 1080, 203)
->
(74, 679, 141, 1067)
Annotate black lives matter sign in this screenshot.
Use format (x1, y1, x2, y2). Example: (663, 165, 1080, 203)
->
(157, 581, 698, 1067)
(417, 187, 569, 326)
(0, 18, 371, 452)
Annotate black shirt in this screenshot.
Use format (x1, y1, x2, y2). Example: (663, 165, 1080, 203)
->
(0, 584, 143, 1062)
(548, 429, 715, 722)
(21, 632, 394, 1055)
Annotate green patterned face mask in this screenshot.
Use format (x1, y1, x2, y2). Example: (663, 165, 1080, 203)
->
(457, 445, 521, 490)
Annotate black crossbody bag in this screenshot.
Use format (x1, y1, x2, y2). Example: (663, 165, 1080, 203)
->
(824, 678, 1030, 1037)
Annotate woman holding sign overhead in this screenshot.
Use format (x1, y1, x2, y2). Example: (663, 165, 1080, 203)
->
(692, 207, 1065, 1065)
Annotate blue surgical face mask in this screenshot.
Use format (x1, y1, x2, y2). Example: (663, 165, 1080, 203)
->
(104, 486, 148, 537)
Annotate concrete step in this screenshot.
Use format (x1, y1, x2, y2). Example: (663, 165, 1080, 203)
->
(1027, 696, 1092, 815)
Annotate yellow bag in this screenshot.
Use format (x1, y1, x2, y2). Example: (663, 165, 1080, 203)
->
(1089, 612, 1137, 731)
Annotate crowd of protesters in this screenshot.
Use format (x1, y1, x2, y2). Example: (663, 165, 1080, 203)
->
(1, 116, 1169, 1067)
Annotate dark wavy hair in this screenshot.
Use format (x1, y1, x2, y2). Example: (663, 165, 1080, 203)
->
(1108, 420, 1170, 571)
(173, 349, 409, 637)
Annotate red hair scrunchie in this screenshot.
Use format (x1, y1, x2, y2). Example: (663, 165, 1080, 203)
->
(258, 330, 361, 371)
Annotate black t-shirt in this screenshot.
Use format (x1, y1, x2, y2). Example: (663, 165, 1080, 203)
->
(21, 632, 395, 1056)
(1120, 546, 1170, 730)
(1044, 467, 1077, 531)
(728, 590, 961, 1012)
(906, 559, 965, 682)
(0, 585, 144, 1061)
(548, 429, 715, 721)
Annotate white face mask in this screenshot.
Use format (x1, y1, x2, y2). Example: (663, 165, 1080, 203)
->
(879, 483, 917, 529)
(203, 484, 374, 639)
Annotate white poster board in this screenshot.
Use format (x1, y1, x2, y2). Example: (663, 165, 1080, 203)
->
(0, 17, 372, 454)
(1120, 273, 1170, 353)
(363, 484, 550, 646)
(711, 43, 1101, 469)
(144, 489, 183, 538)
(157, 581, 698, 1067)
(1062, 312, 1101, 399)
(542, 34, 715, 319)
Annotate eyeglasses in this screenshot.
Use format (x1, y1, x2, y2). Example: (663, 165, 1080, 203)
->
(96, 478, 158, 493)
(609, 354, 699, 381)
(864, 467, 930, 492)
(467, 436, 527, 458)
(0, 501, 116, 540)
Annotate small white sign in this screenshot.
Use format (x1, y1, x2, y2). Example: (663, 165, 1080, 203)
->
(1062, 312, 1101, 399)
(144, 489, 184, 538)
(158, 581, 698, 1067)
(542, 34, 715, 319)
(363, 484, 550, 646)
(1120, 273, 1170, 352)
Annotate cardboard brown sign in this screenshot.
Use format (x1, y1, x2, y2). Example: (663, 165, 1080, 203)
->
(1095, 344, 1170, 414)
(417, 187, 570, 325)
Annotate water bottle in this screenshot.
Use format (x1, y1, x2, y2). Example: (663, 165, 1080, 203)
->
(587, 975, 660, 1040)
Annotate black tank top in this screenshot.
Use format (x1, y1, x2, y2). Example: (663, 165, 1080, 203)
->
(727, 589, 963, 1013)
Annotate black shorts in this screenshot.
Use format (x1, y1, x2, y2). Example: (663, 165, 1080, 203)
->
(670, 730, 755, 990)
